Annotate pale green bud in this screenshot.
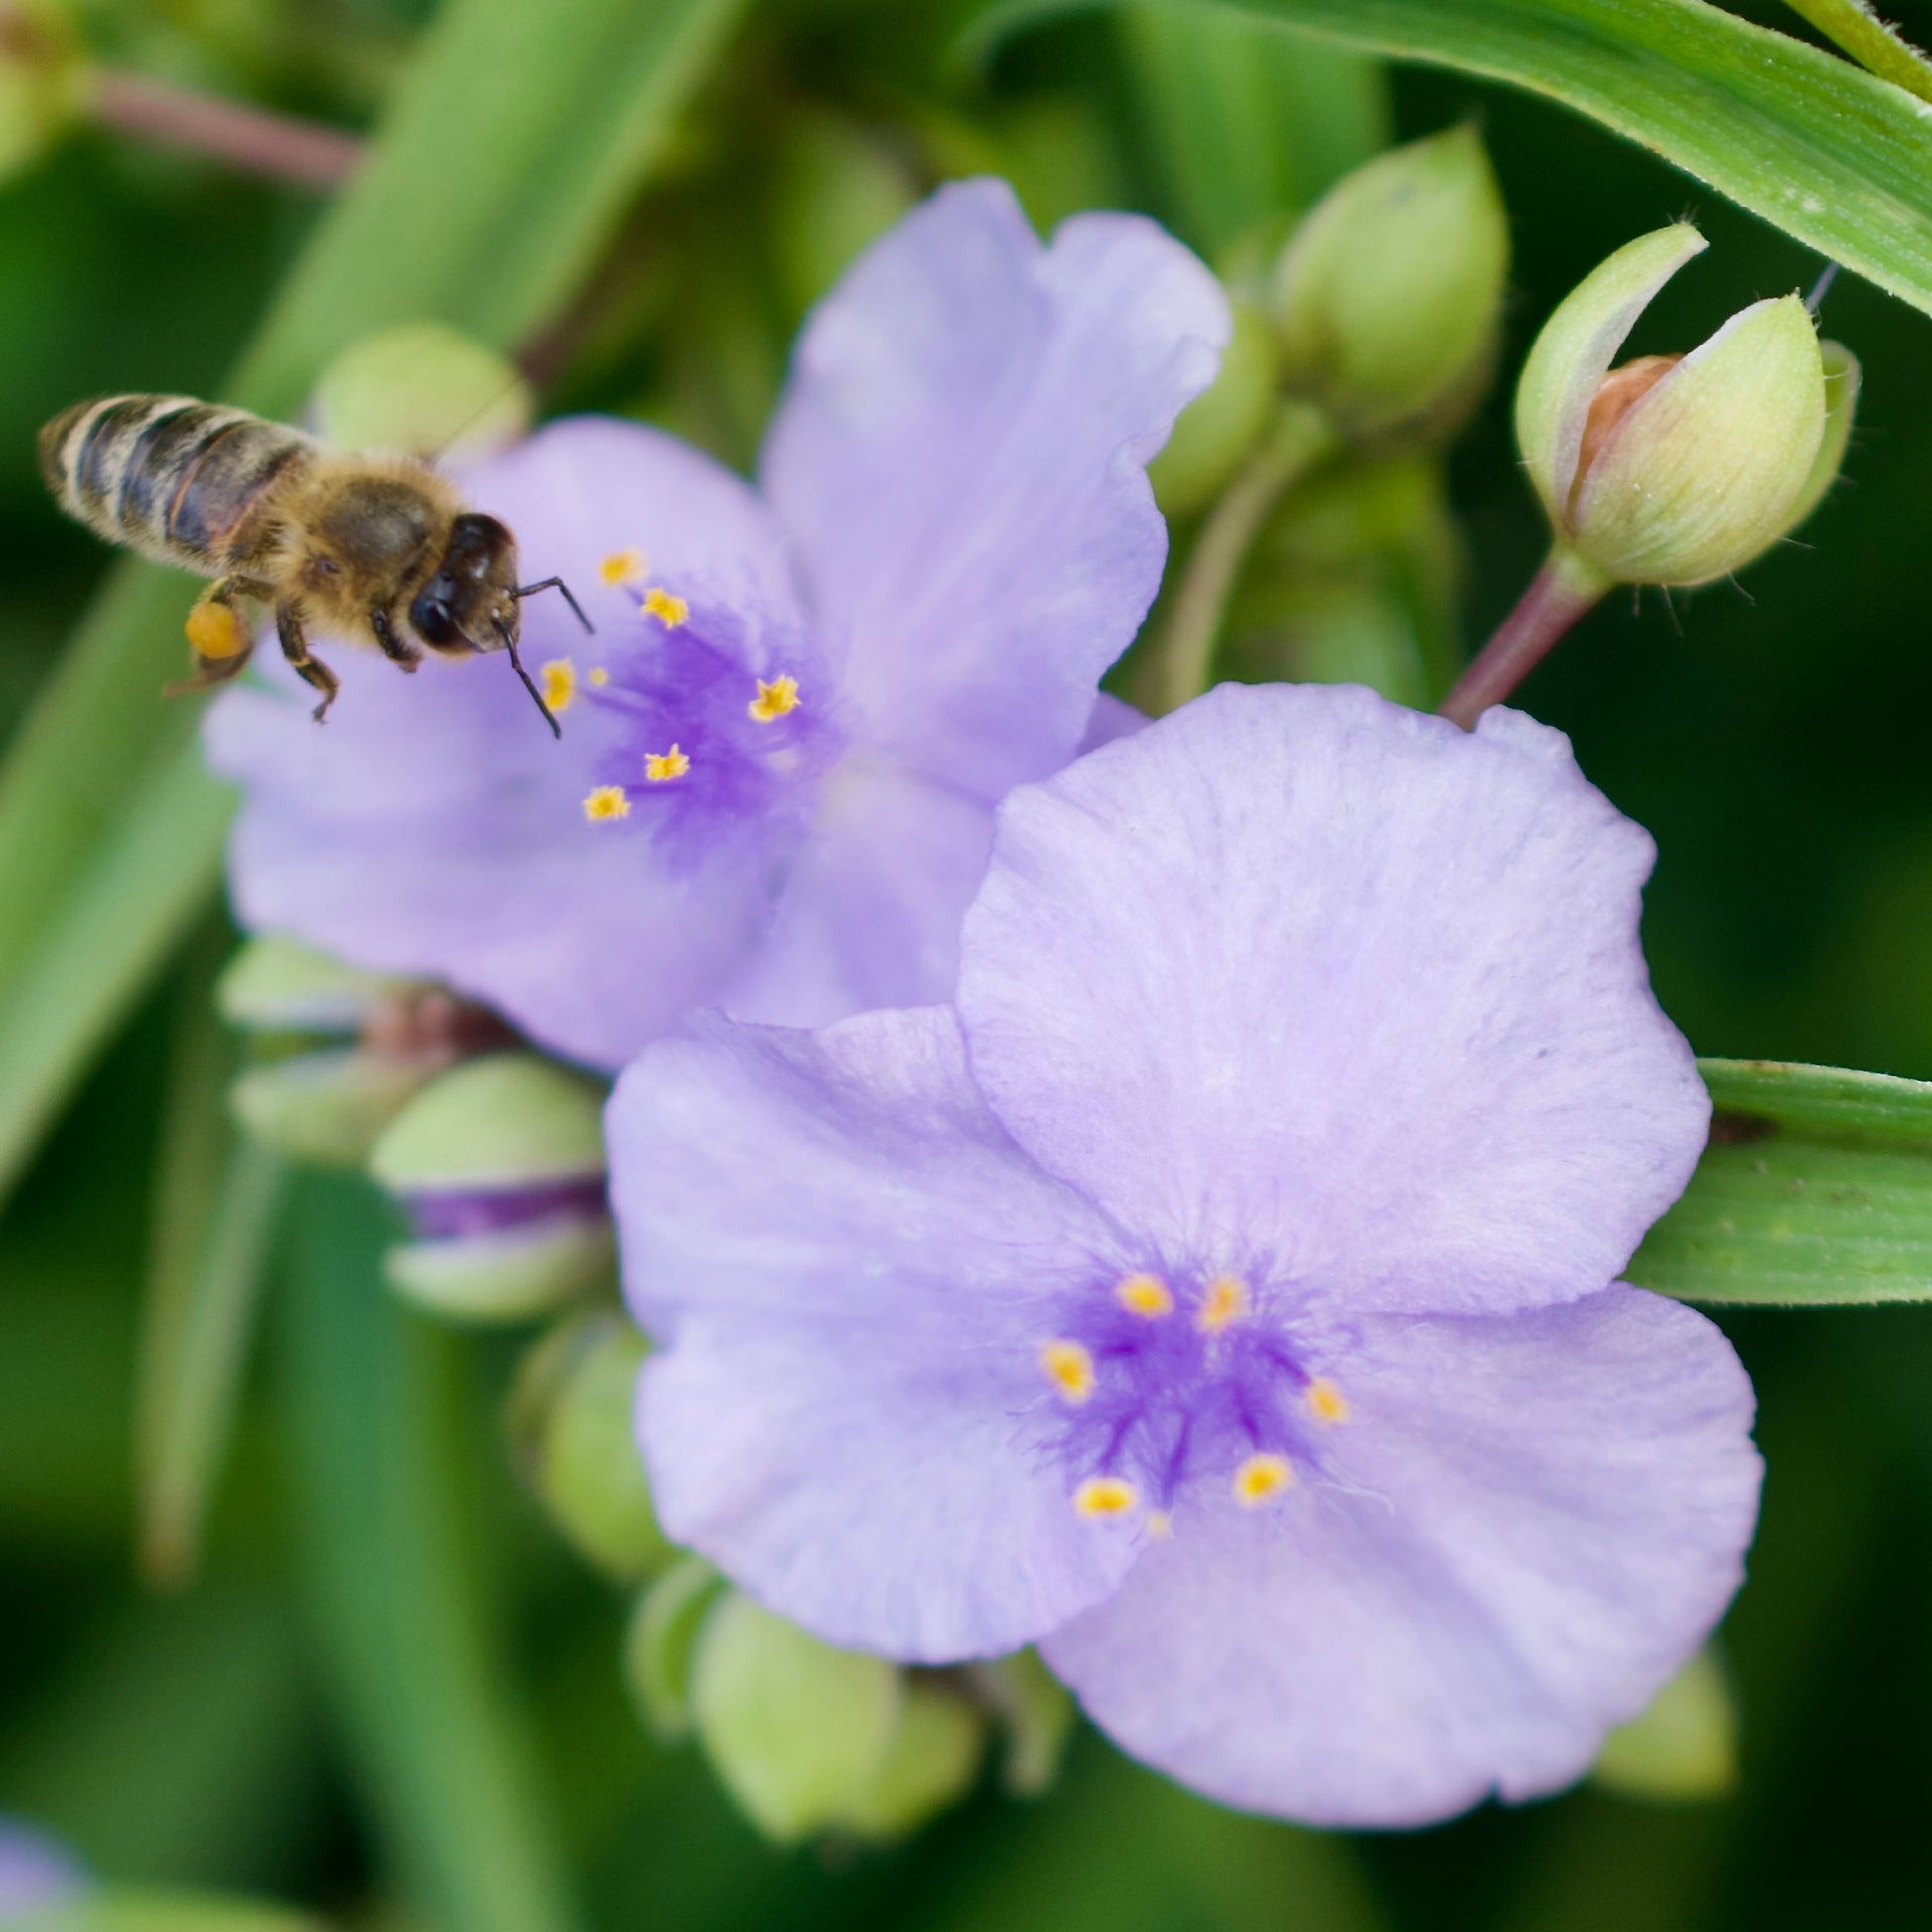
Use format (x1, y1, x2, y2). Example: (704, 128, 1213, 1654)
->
(965, 1649, 1076, 1797)
(623, 1554, 727, 1743)
(0, 2, 85, 184)
(834, 1683, 986, 1842)
(1592, 1645, 1738, 1802)
(1272, 125, 1507, 442)
(688, 1592, 901, 1844)
(1149, 297, 1280, 518)
(1515, 224, 1853, 588)
(217, 937, 478, 1166)
(368, 1053, 612, 1324)
(506, 1311, 667, 1580)
(312, 324, 532, 460)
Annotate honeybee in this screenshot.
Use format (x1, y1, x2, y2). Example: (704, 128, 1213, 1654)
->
(38, 393, 590, 733)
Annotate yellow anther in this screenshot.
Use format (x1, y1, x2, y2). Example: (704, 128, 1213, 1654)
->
(1232, 1453, 1294, 1507)
(186, 599, 246, 660)
(1115, 1271, 1173, 1319)
(582, 785, 630, 823)
(1306, 1378, 1350, 1425)
(599, 547, 647, 587)
(540, 658, 577, 714)
(1038, 1339, 1095, 1404)
(644, 744, 690, 783)
(1197, 1274, 1247, 1334)
(588, 667, 610, 687)
(1073, 1476, 1139, 1519)
(749, 673, 801, 722)
(1145, 1509, 1173, 1540)
(643, 587, 689, 628)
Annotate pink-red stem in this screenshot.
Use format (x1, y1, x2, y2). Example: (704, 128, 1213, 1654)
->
(91, 68, 361, 187)
(1439, 550, 1608, 729)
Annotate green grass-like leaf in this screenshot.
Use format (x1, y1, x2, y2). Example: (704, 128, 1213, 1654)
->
(967, 0, 1932, 314)
(1628, 1059, 1932, 1306)
(0, 0, 746, 1214)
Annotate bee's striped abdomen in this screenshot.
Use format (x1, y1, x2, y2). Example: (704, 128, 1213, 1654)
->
(40, 394, 312, 575)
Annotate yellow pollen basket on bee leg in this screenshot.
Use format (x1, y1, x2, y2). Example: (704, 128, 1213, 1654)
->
(1197, 1274, 1247, 1334)
(540, 659, 577, 714)
(749, 674, 800, 722)
(1039, 1338, 1095, 1404)
(645, 744, 690, 782)
(186, 598, 247, 660)
(1232, 1453, 1294, 1507)
(1115, 1272, 1173, 1319)
(1073, 1476, 1139, 1519)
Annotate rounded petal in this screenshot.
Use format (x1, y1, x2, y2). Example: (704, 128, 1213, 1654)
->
(1042, 1287, 1761, 1827)
(204, 417, 811, 1069)
(610, 1006, 1142, 1659)
(957, 682, 1708, 1315)
(761, 177, 1228, 801)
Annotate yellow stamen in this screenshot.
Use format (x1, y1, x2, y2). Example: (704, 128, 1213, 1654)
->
(540, 658, 577, 714)
(588, 667, 610, 687)
(1306, 1378, 1350, 1425)
(582, 785, 630, 823)
(749, 673, 801, 722)
(1197, 1274, 1247, 1334)
(1073, 1476, 1139, 1519)
(1145, 1509, 1173, 1540)
(644, 744, 690, 783)
(186, 599, 246, 661)
(1038, 1339, 1095, 1404)
(599, 547, 647, 587)
(1232, 1453, 1293, 1507)
(643, 587, 689, 628)
(1115, 1271, 1173, 1319)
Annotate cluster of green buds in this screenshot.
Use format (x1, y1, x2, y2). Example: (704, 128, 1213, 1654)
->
(1441, 224, 1858, 725)
(626, 1563, 1074, 1844)
(1147, 126, 1508, 712)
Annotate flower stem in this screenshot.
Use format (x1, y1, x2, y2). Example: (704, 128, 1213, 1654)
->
(89, 67, 362, 186)
(1146, 400, 1336, 716)
(1438, 546, 1610, 728)
(1778, 0, 1932, 107)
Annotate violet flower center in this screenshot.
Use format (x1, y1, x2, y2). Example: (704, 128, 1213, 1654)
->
(1035, 1266, 1350, 1524)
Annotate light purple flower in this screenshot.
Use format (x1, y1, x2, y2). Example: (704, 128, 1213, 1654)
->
(203, 181, 1228, 1069)
(0, 1818, 85, 1920)
(608, 680, 1761, 1828)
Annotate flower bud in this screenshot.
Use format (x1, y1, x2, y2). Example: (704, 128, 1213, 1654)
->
(965, 1649, 1077, 1797)
(1271, 125, 1507, 443)
(218, 936, 501, 1166)
(687, 1591, 901, 1844)
(0, 3, 85, 185)
(623, 1554, 727, 1744)
(1592, 1645, 1738, 1802)
(367, 1052, 612, 1324)
(1515, 224, 1854, 588)
(312, 324, 533, 461)
(1149, 297, 1279, 518)
(834, 1683, 986, 1843)
(506, 1311, 667, 1580)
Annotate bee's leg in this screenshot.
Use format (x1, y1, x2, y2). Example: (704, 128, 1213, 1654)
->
(276, 600, 340, 723)
(371, 606, 421, 673)
(171, 573, 271, 697)
(162, 641, 255, 698)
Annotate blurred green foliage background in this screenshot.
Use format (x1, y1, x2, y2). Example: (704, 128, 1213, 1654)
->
(7, 0, 1932, 1926)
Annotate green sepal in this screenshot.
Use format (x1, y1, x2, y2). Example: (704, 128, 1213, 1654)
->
(623, 1553, 728, 1744)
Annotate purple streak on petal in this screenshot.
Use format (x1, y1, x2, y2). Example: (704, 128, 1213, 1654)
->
(403, 1175, 608, 1240)
(1042, 1287, 1760, 1828)
(958, 681, 1709, 1316)
(204, 416, 818, 1070)
(761, 178, 1229, 801)
(609, 1006, 1143, 1658)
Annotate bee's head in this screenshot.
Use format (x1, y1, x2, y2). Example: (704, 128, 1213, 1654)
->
(409, 512, 520, 656)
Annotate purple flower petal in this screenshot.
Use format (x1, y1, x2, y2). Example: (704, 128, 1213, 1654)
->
(610, 1006, 1144, 1658)
(957, 682, 1709, 1316)
(760, 178, 1228, 803)
(205, 417, 810, 1068)
(0, 1818, 85, 1913)
(1041, 1286, 1760, 1827)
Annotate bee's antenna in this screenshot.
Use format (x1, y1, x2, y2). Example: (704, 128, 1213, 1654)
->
(495, 619, 562, 738)
(515, 576, 595, 635)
